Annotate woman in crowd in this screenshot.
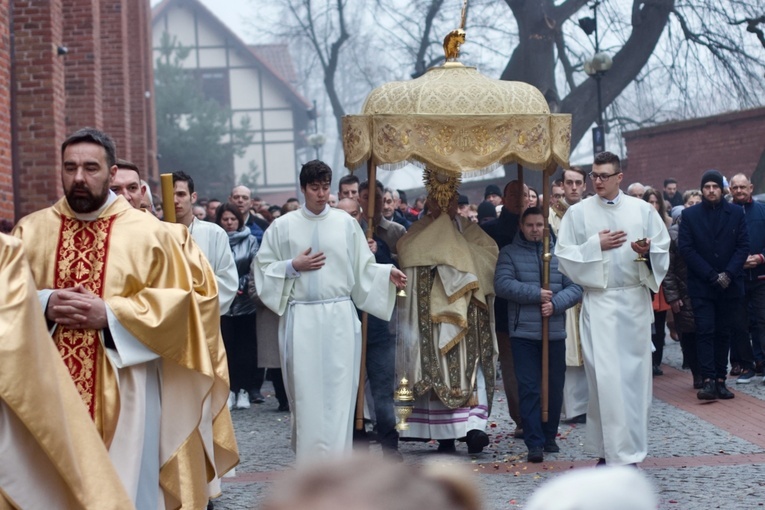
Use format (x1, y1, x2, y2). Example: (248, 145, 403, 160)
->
(527, 187, 540, 208)
(664, 189, 702, 388)
(643, 188, 672, 375)
(216, 203, 265, 409)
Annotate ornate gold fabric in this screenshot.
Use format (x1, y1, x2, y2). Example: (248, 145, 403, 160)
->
(343, 63, 571, 175)
(13, 198, 238, 510)
(0, 234, 133, 509)
(412, 266, 496, 411)
(398, 215, 498, 410)
(52, 215, 116, 420)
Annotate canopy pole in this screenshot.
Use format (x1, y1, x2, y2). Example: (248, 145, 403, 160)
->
(160, 174, 176, 223)
(540, 162, 556, 423)
(517, 165, 524, 212)
(356, 158, 377, 431)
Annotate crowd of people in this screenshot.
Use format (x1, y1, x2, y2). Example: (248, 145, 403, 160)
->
(3, 123, 765, 509)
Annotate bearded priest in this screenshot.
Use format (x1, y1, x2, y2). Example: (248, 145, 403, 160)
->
(12, 128, 234, 509)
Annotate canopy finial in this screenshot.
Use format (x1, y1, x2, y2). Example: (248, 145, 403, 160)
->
(443, 0, 468, 61)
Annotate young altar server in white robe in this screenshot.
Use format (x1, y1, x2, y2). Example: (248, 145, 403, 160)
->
(555, 152, 669, 466)
(253, 160, 407, 462)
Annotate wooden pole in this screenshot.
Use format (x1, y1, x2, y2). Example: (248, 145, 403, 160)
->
(540, 163, 555, 422)
(160, 173, 176, 223)
(355, 158, 377, 431)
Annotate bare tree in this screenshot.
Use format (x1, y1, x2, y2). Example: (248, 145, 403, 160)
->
(254, 0, 764, 156)
(279, 0, 351, 137)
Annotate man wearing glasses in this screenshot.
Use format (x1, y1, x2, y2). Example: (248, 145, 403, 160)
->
(555, 151, 670, 467)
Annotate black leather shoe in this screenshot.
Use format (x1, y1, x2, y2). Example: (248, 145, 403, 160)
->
(527, 447, 543, 463)
(697, 380, 717, 400)
(652, 365, 663, 376)
(692, 375, 703, 389)
(543, 439, 560, 453)
(466, 429, 490, 454)
(716, 380, 735, 399)
(437, 439, 456, 453)
(566, 414, 586, 424)
(249, 392, 265, 404)
(277, 403, 290, 412)
(596, 457, 606, 467)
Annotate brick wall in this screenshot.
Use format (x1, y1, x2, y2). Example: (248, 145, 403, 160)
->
(126, 0, 148, 178)
(0, 0, 12, 222)
(12, 0, 67, 217)
(100, 0, 131, 160)
(624, 108, 765, 193)
(63, 0, 102, 132)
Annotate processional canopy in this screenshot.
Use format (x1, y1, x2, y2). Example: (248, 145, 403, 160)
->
(342, 1, 572, 179)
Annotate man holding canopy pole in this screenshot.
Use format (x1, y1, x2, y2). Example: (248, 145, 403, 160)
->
(253, 160, 406, 462)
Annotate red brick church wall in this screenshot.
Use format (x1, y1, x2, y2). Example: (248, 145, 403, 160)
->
(0, 0, 12, 223)
(0, 0, 156, 223)
(624, 108, 765, 193)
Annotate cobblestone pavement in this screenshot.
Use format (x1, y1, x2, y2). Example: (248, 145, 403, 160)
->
(214, 340, 765, 509)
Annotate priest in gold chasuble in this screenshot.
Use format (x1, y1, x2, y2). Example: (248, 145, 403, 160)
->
(396, 171, 499, 454)
(12, 128, 236, 510)
(0, 233, 134, 510)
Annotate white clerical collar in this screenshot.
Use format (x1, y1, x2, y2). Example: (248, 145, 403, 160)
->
(599, 190, 623, 206)
(302, 204, 329, 217)
(72, 190, 117, 221)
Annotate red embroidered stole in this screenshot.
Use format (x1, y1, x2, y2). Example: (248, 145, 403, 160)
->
(52, 215, 116, 419)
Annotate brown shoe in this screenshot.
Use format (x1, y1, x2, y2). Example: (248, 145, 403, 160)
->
(513, 427, 524, 439)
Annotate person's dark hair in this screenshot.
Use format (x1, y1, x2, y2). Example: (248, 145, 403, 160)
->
(300, 160, 332, 188)
(398, 189, 408, 204)
(0, 219, 13, 234)
(172, 171, 195, 193)
(527, 187, 539, 207)
(663, 178, 677, 187)
(61, 127, 117, 167)
(208, 197, 221, 204)
(268, 204, 282, 214)
(642, 187, 669, 222)
(257, 207, 274, 223)
(359, 179, 384, 196)
(215, 202, 244, 229)
(286, 197, 300, 204)
(593, 152, 621, 172)
(338, 173, 359, 191)
(521, 206, 544, 221)
(564, 166, 587, 180)
(115, 158, 140, 176)
(503, 179, 521, 195)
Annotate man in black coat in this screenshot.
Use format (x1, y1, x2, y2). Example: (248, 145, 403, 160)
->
(679, 169, 749, 400)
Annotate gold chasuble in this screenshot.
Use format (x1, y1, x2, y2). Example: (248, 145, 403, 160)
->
(13, 197, 238, 510)
(0, 234, 134, 510)
(397, 214, 499, 410)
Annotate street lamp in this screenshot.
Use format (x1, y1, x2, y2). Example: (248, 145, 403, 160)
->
(306, 132, 326, 159)
(579, 1, 612, 155)
(306, 99, 325, 159)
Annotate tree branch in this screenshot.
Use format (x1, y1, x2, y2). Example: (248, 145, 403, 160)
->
(414, 0, 446, 76)
(552, 0, 592, 25)
(560, 0, 675, 148)
(554, 30, 577, 91)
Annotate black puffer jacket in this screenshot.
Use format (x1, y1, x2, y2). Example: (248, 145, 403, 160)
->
(226, 227, 259, 316)
(663, 220, 695, 333)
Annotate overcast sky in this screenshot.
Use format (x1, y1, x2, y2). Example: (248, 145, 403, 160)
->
(151, 0, 255, 42)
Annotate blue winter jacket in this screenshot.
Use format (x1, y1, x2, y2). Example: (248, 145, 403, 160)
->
(494, 231, 582, 341)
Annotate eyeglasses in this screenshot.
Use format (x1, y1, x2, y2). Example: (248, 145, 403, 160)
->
(589, 172, 620, 182)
